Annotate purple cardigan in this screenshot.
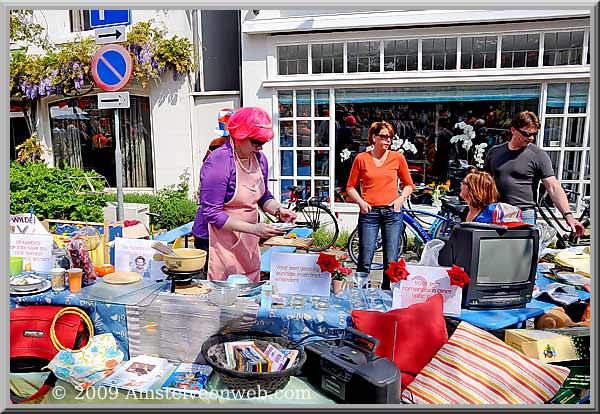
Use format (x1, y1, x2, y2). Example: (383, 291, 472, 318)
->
(193, 140, 274, 239)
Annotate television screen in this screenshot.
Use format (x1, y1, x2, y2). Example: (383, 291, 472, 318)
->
(477, 238, 534, 284)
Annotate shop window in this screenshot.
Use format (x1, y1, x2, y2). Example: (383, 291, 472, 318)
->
(422, 37, 457, 70)
(347, 41, 380, 73)
(311, 43, 343, 74)
(543, 31, 584, 66)
(276, 90, 333, 202)
(383, 39, 418, 71)
(565, 117, 585, 147)
(562, 151, 582, 180)
(277, 45, 308, 75)
(333, 84, 539, 194)
(546, 150, 560, 174)
(461, 36, 497, 69)
(545, 83, 566, 114)
(568, 82, 589, 113)
(10, 113, 30, 161)
(543, 117, 562, 148)
(501, 34, 539, 68)
(49, 95, 154, 188)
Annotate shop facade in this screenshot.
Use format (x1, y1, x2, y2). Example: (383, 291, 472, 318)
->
(241, 10, 591, 229)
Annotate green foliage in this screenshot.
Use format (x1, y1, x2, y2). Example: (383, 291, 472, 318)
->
(106, 169, 197, 230)
(15, 133, 46, 164)
(10, 19, 194, 99)
(10, 161, 108, 222)
(9, 10, 50, 49)
(310, 228, 348, 249)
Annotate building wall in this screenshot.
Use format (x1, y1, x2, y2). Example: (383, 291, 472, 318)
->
(240, 10, 591, 231)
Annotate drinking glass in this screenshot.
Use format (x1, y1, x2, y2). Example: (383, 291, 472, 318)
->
(312, 297, 330, 311)
(51, 267, 66, 292)
(67, 268, 83, 293)
(289, 294, 306, 309)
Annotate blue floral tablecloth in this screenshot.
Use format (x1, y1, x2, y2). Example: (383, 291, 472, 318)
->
(252, 290, 393, 343)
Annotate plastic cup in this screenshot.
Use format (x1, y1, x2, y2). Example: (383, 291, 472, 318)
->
(67, 268, 83, 293)
(10, 256, 23, 276)
(51, 267, 66, 292)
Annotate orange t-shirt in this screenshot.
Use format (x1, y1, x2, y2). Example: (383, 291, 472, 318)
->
(346, 151, 415, 206)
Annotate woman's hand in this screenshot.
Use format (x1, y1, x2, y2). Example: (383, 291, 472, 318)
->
(358, 200, 372, 214)
(252, 222, 285, 238)
(391, 195, 406, 212)
(279, 207, 297, 223)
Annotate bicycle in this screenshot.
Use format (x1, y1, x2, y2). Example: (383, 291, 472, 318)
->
(537, 187, 590, 249)
(263, 184, 340, 252)
(347, 191, 465, 267)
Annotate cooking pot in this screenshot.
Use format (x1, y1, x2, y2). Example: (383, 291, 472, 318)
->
(161, 248, 207, 272)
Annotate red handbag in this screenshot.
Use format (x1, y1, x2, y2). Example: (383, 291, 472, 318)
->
(10, 306, 90, 403)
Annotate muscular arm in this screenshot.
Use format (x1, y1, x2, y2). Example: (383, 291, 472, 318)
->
(541, 176, 585, 236)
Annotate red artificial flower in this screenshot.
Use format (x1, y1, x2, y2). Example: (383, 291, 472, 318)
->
(316, 252, 340, 274)
(447, 265, 471, 288)
(339, 267, 353, 276)
(385, 259, 410, 283)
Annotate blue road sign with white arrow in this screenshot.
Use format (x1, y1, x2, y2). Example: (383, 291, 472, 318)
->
(89, 10, 131, 29)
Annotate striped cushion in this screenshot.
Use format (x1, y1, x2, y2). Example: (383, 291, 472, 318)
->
(402, 322, 570, 404)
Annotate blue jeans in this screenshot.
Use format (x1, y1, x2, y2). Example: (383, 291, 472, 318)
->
(357, 206, 404, 290)
(521, 209, 537, 225)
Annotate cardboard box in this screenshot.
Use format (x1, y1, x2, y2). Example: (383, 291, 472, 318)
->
(504, 327, 589, 363)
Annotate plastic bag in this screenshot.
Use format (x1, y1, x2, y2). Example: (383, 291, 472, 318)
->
(534, 222, 557, 256)
(418, 239, 446, 267)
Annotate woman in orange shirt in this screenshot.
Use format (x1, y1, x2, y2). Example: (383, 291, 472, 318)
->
(346, 121, 415, 290)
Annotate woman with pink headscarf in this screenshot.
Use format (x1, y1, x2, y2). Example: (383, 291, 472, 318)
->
(200, 107, 297, 281)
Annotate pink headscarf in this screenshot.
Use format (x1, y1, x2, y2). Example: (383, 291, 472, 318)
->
(227, 107, 274, 143)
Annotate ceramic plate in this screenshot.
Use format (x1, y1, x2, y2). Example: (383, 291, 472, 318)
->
(271, 222, 296, 231)
(10, 279, 51, 296)
(9, 275, 47, 292)
(103, 271, 142, 285)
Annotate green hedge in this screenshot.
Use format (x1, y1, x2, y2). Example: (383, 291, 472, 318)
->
(10, 161, 108, 222)
(106, 190, 198, 230)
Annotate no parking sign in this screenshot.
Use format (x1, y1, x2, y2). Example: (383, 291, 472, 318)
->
(91, 44, 133, 92)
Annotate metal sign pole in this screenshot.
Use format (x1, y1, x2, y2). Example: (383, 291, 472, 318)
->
(114, 108, 124, 221)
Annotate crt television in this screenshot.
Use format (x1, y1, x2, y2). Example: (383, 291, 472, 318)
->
(440, 222, 539, 310)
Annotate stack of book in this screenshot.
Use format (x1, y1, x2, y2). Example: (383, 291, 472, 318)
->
(223, 341, 299, 373)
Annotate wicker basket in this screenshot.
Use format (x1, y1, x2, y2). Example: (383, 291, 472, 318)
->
(201, 331, 306, 395)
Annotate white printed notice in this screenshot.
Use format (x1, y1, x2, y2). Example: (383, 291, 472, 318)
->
(392, 265, 462, 317)
(114, 237, 166, 279)
(10, 233, 54, 272)
(270, 252, 331, 297)
(10, 213, 50, 234)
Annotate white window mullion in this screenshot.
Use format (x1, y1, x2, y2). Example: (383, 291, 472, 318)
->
(417, 38, 422, 72)
(537, 82, 548, 147)
(380, 39, 385, 73)
(329, 87, 335, 207)
(456, 36, 462, 70)
(496, 35, 502, 68)
(343, 42, 348, 73)
(561, 83, 571, 149)
(272, 93, 281, 201)
(538, 31, 545, 67)
(307, 43, 313, 75)
(583, 29, 589, 66)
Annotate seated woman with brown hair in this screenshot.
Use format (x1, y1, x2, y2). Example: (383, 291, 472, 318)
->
(460, 170, 529, 228)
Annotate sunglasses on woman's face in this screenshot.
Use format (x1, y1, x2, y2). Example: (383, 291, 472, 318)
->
(249, 138, 264, 148)
(376, 134, 392, 140)
(517, 129, 538, 138)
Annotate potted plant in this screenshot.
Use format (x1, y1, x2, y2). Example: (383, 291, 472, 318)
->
(317, 253, 352, 295)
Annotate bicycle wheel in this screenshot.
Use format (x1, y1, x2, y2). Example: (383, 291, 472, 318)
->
(347, 227, 406, 267)
(293, 204, 339, 252)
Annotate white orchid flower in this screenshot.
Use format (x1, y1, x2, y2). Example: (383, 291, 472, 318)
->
(340, 148, 352, 162)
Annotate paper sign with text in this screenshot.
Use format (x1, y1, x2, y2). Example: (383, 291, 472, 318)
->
(271, 252, 331, 297)
(392, 265, 462, 317)
(114, 237, 166, 279)
(10, 233, 54, 272)
(10, 213, 50, 234)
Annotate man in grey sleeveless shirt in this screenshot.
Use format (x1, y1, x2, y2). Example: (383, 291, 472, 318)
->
(484, 111, 584, 236)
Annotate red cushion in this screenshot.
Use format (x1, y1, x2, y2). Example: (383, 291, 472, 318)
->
(351, 294, 448, 388)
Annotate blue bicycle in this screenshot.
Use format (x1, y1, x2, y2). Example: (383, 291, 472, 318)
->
(347, 195, 465, 267)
